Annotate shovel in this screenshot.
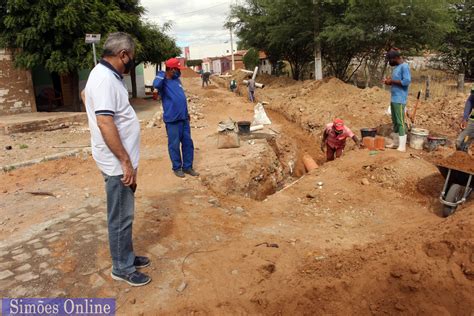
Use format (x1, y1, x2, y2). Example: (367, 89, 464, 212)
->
(406, 90, 422, 131)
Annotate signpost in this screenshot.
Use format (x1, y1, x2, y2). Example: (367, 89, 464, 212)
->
(85, 34, 101, 65)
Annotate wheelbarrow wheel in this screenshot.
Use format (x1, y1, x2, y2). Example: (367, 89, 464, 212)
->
(443, 184, 463, 217)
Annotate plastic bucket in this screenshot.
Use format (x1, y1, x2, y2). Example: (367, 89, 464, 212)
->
(237, 121, 251, 134)
(409, 128, 429, 150)
(361, 128, 377, 138)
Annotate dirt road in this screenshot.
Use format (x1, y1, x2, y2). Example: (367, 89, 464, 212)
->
(0, 76, 472, 315)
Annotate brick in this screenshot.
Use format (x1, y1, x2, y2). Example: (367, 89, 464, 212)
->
(15, 272, 39, 282)
(39, 262, 49, 269)
(12, 253, 31, 261)
(0, 270, 14, 280)
(35, 248, 51, 256)
(15, 264, 31, 272)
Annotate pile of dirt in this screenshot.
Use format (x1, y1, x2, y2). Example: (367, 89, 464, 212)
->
(181, 67, 200, 78)
(415, 95, 467, 137)
(283, 210, 474, 315)
(254, 76, 467, 141)
(430, 150, 474, 174)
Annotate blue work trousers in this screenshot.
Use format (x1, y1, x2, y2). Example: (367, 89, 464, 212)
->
(165, 120, 194, 171)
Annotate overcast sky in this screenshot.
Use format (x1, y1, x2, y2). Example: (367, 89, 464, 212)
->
(141, 0, 240, 59)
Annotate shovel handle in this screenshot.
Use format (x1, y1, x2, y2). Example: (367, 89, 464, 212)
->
(411, 90, 422, 124)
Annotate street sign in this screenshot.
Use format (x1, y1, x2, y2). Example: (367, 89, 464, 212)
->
(85, 34, 101, 44)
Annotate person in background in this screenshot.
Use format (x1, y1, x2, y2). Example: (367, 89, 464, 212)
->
(230, 79, 237, 93)
(247, 74, 256, 102)
(321, 118, 361, 161)
(456, 85, 474, 151)
(383, 49, 411, 152)
(153, 58, 199, 178)
(84, 32, 151, 287)
(201, 71, 211, 88)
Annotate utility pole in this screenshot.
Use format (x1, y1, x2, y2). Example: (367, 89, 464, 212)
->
(230, 25, 235, 71)
(313, 0, 323, 80)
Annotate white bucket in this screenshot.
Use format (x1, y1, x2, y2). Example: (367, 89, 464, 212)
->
(409, 128, 429, 150)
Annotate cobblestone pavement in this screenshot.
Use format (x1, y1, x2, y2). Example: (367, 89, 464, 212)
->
(0, 194, 176, 301)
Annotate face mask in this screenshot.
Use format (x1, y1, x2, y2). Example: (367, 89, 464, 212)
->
(122, 53, 134, 74)
(172, 69, 181, 79)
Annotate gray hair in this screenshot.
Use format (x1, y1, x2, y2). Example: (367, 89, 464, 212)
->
(102, 32, 135, 57)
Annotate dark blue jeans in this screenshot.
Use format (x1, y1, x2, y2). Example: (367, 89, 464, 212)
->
(103, 173, 136, 275)
(165, 120, 194, 171)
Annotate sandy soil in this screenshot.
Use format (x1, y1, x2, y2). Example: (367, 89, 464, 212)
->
(0, 76, 473, 315)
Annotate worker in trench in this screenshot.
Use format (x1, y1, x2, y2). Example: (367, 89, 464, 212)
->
(382, 49, 412, 152)
(321, 118, 361, 161)
(456, 84, 474, 151)
(153, 58, 200, 178)
(247, 74, 256, 102)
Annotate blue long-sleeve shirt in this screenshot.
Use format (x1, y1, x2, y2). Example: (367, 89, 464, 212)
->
(153, 71, 189, 123)
(390, 63, 411, 104)
(463, 94, 474, 121)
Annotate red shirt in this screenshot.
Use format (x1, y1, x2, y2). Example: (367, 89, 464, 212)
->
(325, 123, 355, 148)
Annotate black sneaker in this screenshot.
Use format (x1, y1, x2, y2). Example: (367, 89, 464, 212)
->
(173, 169, 185, 178)
(110, 271, 151, 287)
(134, 256, 150, 269)
(183, 168, 200, 177)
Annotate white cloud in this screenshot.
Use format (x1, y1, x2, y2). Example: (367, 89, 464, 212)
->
(141, 0, 239, 59)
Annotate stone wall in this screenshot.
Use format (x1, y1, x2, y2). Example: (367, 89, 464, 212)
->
(0, 49, 36, 115)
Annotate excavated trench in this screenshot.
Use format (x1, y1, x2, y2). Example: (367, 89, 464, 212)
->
(202, 109, 323, 201)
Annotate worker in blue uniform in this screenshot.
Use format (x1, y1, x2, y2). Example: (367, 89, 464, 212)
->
(153, 58, 199, 178)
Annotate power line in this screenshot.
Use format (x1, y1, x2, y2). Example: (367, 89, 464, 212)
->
(151, 2, 229, 20)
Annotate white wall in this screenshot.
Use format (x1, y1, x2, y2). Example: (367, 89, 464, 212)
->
(212, 60, 222, 74)
(259, 59, 272, 75)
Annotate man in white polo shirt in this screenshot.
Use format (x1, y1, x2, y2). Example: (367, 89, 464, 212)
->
(84, 32, 151, 286)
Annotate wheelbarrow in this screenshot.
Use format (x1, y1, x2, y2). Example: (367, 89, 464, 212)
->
(436, 165, 473, 217)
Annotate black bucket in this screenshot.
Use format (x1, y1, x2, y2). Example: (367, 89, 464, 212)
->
(425, 135, 448, 152)
(237, 121, 251, 134)
(360, 128, 377, 138)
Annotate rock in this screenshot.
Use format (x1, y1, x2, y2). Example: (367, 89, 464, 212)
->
(208, 197, 220, 207)
(306, 193, 316, 199)
(5, 146, 12, 150)
(235, 207, 245, 213)
(409, 267, 419, 274)
(335, 263, 343, 270)
(176, 281, 187, 292)
(361, 178, 370, 185)
(390, 270, 402, 278)
(231, 269, 239, 275)
(129, 298, 136, 304)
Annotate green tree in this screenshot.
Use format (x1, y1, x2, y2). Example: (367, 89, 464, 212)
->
(438, 1, 473, 78)
(229, 0, 314, 80)
(229, 0, 454, 81)
(243, 48, 260, 70)
(186, 59, 203, 67)
(0, 0, 144, 110)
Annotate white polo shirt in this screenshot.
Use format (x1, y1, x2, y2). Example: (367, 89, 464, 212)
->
(84, 60, 140, 176)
